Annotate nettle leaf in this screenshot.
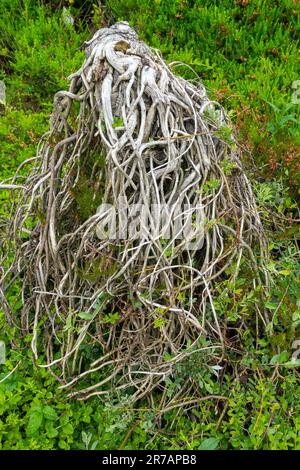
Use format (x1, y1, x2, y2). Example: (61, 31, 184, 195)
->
(27, 406, 43, 436)
(46, 423, 59, 438)
(199, 437, 220, 450)
(43, 405, 58, 421)
(63, 422, 74, 435)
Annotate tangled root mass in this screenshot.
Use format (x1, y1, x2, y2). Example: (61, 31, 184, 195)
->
(0, 22, 268, 406)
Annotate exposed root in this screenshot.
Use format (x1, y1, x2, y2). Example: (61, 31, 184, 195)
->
(0, 22, 269, 406)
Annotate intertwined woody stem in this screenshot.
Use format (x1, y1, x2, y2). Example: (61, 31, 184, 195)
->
(0, 22, 269, 407)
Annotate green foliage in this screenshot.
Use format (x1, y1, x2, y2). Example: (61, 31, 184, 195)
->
(0, 0, 85, 103)
(112, 116, 124, 128)
(0, 0, 299, 451)
(199, 437, 220, 450)
(101, 312, 120, 325)
(105, 0, 300, 190)
(72, 173, 103, 221)
(199, 177, 220, 195)
(0, 109, 48, 217)
(215, 124, 235, 146)
(1, 334, 300, 450)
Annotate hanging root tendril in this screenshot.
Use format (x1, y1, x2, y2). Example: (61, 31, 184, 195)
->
(0, 22, 269, 408)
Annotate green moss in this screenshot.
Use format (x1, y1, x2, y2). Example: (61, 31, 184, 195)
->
(77, 258, 118, 282)
(72, 176, 101, 221)
(70, 148, 106, 222)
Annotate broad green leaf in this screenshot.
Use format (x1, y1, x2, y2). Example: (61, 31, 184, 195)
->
(63, 422, 74, 435)
(278, 270, 290, 276)
(265, 301, 278, 310)
(78, 312, 93, 321)
(270, 351, 289, 364)
(43, 405, 58, 421)
(46, 423, 59, 438)
(199, 437, 220, 450)
(27, 407, 43, 436)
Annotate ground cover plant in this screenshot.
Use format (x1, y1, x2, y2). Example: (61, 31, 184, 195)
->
(0, 0, 299, 450)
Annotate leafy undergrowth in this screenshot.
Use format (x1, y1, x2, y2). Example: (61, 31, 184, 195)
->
(1, 319, 300, 450)
(0, 0, 300, 450)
